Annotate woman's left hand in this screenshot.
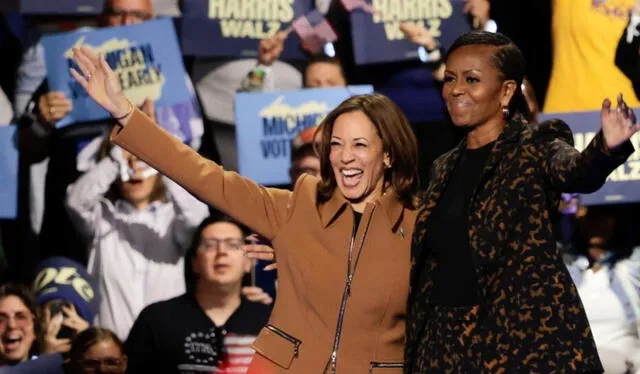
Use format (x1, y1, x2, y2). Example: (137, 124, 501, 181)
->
(601, 93, 639, 151)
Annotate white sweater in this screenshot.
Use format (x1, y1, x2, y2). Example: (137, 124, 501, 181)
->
(65, 157, 209, 340)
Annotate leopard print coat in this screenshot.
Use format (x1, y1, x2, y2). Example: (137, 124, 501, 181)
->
(406, 119, 634, 373)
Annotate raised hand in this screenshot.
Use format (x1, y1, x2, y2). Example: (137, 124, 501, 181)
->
(258, 31, 287, 66)
(463, 0, 490, 30)
(400, 22, 438, 50)
(601, 93, 639, 151)
(69, 46, 132, 122)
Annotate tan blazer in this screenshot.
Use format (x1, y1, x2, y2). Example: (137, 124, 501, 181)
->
(112, 110, 417, 373)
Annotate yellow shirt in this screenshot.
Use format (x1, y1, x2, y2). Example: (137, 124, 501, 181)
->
(544, 0, 640, 113)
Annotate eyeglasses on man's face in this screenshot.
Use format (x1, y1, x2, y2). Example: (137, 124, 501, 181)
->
(199, 238, 245, 252)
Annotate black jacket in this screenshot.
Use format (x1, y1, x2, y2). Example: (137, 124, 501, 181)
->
(406, 120, 634, 373)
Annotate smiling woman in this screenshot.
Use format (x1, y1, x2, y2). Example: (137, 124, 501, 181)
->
(68, 44, 421, 373)
(0, 284, 39, 366)
(406, 31, 639, 373)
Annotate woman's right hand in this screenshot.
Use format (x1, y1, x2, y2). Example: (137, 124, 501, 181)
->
(38, 91, 72, 125)
(69, 46, 132, 123)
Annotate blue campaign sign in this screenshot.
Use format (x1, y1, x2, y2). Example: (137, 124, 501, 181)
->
(180, 0, 313, 60)
(42, 18, 191, 129)
(235, 85, 374, 185)
(0, 0, 103, 14)
(350, 0, 470, 65)
(539, 111, 640, 206)
(0, 126, 18, 219)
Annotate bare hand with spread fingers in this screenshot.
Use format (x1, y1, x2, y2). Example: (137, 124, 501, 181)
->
(601, 94, 640, 151)
(69, 46, 132, 124)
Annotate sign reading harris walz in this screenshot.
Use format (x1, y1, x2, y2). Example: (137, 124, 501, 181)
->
(539, 111, 640, 205)
(180, 0, 313, 59)
(350, 0, 470, 65)
(42, 18, 192, 129)
(235, 86, 374, 186)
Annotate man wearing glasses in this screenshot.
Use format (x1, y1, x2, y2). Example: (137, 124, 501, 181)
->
(125, 214, 272, 374)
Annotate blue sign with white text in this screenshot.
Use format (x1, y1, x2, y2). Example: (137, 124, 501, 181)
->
(350, 0, 470, 65)
(180, 0, 313, 60)
(235, 85, 374, 185)
(0, 0, 103, 14)
(42, 18, 192, 130)
(0, 126, 18, 219)
(539, 111, 640, 205)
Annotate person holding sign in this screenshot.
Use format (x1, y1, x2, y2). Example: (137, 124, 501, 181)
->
(406, 31, 639, 373)
(69, 46, 419, 373)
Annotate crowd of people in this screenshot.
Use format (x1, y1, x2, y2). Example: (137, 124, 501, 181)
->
(1, 0, 640, 373)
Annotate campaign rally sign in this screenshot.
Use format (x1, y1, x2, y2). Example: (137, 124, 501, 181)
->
(180, 0, 313, 60)
(0, 126, 18, 219)
(235, 85, 374, 185)
(350, 0, 470, 65)
(42, 18, 192, 130)
(539, 111, 640, 205)
(0, 0, 103, 14)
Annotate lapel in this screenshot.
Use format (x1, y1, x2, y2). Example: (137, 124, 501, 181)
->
(319, 185, 405, 231)
(411, 120, 524, 266)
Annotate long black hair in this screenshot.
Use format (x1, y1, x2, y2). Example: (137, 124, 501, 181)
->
(447, 31, 531, 123)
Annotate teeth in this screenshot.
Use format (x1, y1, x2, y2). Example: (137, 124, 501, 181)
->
(342, 169, 362, 176)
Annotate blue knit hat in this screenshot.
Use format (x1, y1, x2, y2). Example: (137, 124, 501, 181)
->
(32, 257, 100, 324)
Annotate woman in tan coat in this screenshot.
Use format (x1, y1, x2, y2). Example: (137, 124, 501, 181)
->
(69, 47, 419, 373)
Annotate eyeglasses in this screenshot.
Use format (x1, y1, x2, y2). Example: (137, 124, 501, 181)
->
(79, 357, 125, 371)
(0, 312, 33, 329)
(200, 238, 245, 252)
(104, 7, 152, 21)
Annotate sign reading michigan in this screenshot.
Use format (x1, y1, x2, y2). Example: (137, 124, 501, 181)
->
(180, 0, 313, 59)
(350, 0, 470, 65)
(235, 85, 374, 185)
(42, 18, 191, 128)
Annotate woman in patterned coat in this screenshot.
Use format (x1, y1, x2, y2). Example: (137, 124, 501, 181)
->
(406, 31, 639, 373)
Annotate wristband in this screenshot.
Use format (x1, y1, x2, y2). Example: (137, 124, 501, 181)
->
(113, 100, 134, 121)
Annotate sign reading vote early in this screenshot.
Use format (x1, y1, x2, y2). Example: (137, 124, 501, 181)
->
(180, 0, 313, 59)
(350, 0, 470, 65)
(42, 18, 191, 128)
(235, 85, 374, 185)
(539, 111, 640, 205)
(0, 126, 18, 219)
(0, 0, 103, 14)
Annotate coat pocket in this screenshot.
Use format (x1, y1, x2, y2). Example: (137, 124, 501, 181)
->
(368, 362, 404, 373)
(252, 324, 301, 369)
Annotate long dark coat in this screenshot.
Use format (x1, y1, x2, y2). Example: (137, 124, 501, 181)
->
(406, 119, 634, 373)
